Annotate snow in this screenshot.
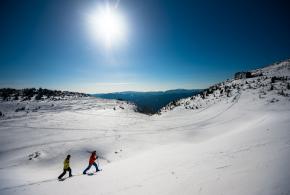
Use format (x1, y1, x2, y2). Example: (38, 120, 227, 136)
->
(0, 60, 290, 195)
(252, 59, 290, 77)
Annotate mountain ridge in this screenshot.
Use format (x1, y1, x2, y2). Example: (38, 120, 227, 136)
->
(93, 89, 203, 114)
(160, 59, 290, 114)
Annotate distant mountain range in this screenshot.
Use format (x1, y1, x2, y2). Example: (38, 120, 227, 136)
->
(93, 89, 203, 114)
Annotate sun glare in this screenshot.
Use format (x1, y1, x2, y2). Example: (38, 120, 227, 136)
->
(88, 4, 127, 49)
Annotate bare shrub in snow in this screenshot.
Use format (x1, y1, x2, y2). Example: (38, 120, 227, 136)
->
(15, 107, 25, 112)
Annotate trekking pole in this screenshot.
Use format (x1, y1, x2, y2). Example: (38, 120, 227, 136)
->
(97, 157, 100, 170)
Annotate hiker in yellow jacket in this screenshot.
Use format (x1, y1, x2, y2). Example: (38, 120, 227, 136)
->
(58, 155, 72, 180)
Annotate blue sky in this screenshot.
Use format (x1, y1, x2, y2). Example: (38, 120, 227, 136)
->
(0, 0, 290, 93)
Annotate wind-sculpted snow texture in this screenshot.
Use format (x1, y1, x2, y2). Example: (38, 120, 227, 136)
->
(0, 60, 290, 195)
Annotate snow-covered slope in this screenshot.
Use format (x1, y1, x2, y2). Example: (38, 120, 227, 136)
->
(161, 59, 290, 113)
(252, 59, 290, 77)
(0, 60, 290, 195)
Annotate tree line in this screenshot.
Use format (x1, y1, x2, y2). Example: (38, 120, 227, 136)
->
(0, 88, 89, 101)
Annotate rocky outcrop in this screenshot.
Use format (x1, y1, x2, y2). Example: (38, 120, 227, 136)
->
(234, 72, 252, 79)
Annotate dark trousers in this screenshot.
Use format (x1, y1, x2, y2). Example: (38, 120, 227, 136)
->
(58, 167, 72, 179)
(83, 162, 99, 174)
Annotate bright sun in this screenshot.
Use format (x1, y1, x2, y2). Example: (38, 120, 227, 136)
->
(88, 4, 127, 48)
